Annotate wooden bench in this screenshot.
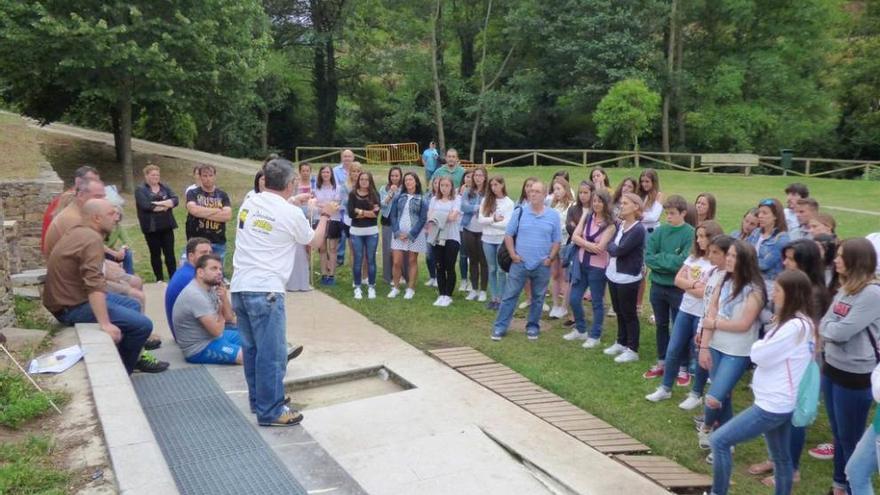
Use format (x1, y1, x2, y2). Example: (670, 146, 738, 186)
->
(699, 153, 759, 175)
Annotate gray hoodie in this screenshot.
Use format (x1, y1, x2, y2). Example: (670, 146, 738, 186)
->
(821, 284, 880, 375)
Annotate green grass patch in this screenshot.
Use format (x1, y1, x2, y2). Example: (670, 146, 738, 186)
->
(14, 296, 58, 334)
(0, 371, 65, 429)
(0, 436, 69, 495)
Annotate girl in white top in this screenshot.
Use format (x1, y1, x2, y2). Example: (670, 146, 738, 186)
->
(708, 270, 816, 495)
(549, 177, 574, 319)
(427, 177, 462, 307)
(314, 165, 342, 284)
(645, 220, 723, 403)
(478, 175, 515, 309)
(697, 240, 766, 455)
(638, 168, 664, 233)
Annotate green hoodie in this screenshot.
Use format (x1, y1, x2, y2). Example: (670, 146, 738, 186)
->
(645, 222, 694, 286)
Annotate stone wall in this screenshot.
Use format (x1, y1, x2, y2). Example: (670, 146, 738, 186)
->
(0, 162, 64, 270)
(0, 197, 14, 329)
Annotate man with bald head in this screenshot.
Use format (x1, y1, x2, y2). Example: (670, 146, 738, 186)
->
(333, 149, 356, 265)
(43, 199, 153, 375)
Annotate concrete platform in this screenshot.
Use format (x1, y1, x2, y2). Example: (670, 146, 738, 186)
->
(143, 283, 667, 495)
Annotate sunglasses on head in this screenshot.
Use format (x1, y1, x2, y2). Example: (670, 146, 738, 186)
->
(759, 198, 775, 207)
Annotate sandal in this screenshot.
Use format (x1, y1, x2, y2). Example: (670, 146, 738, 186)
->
(748, 459, 774, 475)
(762, 470, 799, 487)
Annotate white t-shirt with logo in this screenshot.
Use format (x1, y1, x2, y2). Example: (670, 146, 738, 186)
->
(679, 256, 714, 316)
(231, 191, 315, 293)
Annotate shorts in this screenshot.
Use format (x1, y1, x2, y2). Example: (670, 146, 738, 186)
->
(185, 330, 241, 365)
(327, 220, 343, 239)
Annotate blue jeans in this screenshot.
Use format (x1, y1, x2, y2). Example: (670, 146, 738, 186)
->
(568, 261, 607, 338)
(55, 293, 152, 374)
(425, 245, 437, 279)
(186, 330, 242, 365)
(232, 291, 287, 423)
(661, 311, 700, 390)
(846, 426, 879, 494)
(704, 348, 751, 430)
(459, 243, 469, 283)
(337, 227, 347, 264)
(122, 249, 134, 275)
(710, 405, 793, 495)
(693, 364, 709, 396)
(482, 242, 507, 302)
(823, 373, 875, 491)
(350, 233, 379, 285)
(493, 263, 551, 338)
(649, 283, 683, 361)
(212, 243, 227, 267)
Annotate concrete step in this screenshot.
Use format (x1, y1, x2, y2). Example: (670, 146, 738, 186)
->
(11, 268, 47, 286)
(0, 327, 48, 352)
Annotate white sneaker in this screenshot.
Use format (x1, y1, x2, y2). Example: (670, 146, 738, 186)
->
(698, 429, 712, 450)
(679, 393, 703, 411)
(362, 278, 369, 286)
(518, 301, 529, 310)
(603, 343, 626, 355)
(542, 303, 550, 312)
(614, 349, 639, 363)
(563, 330, 588, 341)
(404, 288, 415, 300)
(426, 278, 437, 287)
(477, 291, 487, 302)
(354, 287, 363, 300)
(388, 287, 400, 298)
(465, 290, 478, 301)
(433, 296, 443, 306)
(440, 295, 453, 307)
(458, 280, 469, 292)
(548, 306, 562, 319)
(645, 387, 672, 402)
(582, 337, 600, 349)
(465, 280, 473, 291)
(367, 287, 376, 299)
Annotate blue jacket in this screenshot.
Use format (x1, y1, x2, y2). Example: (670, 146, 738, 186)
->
(747, 228, 790, 281)
(607, 221, 646, 277)
(459, 191, 482, 231)
(390, 193, 428, 241)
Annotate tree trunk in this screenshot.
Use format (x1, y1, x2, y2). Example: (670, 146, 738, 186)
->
(459, 32, 476, 79)
(430, 0, 446, 151)
(675, 22, 686, 147)
(314, 37, 338, 145)
(260, 108, 269, 155)
(661, 0, 677, 154)
(115, 88, 134, 192)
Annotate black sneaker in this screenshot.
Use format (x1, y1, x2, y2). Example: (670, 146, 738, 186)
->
(287, 345, 304, 362)
(135, 352, 170, 373)
(562, 319, 576, 327)
(143, 337, 162, 350)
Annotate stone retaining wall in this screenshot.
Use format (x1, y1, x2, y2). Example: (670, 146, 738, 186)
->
(0, 162, 64, 270)
(0, 197, 14, 329)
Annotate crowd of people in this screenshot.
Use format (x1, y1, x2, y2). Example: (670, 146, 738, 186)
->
(39, 147, 880, 493)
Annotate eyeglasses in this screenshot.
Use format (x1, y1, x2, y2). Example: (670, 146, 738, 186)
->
(759, 198, 775, 207)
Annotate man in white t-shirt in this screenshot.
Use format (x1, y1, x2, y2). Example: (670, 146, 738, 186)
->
(231, 158, 337, 427)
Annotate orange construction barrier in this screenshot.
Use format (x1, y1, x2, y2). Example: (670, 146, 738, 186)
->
(365, 143, 421, 165)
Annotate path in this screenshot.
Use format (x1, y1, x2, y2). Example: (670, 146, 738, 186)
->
(143, 283, 667, 495)
(25, 117, 261, 176)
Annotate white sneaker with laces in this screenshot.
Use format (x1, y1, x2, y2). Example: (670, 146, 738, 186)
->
(518, 301, 529, 310)
(542, 303, 551, 312)
(582, 337, 600, 349)
(458, 280, 469, 292)
(548, 306, 561, 319)
(404, 288, 415, 299)
(433, 296, 443, 306)
(367, 287, 376, 299)
(477, 291, 487, 302)
(698, 429, 711, 450)
(563, 330, 588, 341)
(679, 393, 703, 410)
(465, 290, 478, 301)
(440, 295, 453, 307)
(603, 343, 626, 355)
(426, 278, 437, 287)
(387, 287, 400, 298)
(354, 287, 363, 300)
(646, 387, 672, 402)
(614, 349, 639, 363)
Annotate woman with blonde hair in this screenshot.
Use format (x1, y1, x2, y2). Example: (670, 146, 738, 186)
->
(548, 177, 575, 319)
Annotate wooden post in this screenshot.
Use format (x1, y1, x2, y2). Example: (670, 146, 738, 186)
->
(533, 152, 538, 167)
(582, 151, 587, 167)
(295, 147, 300, 163)
(634, 151, 640, 168)
(866, 164, 871, 180)
(689, 155, 695, 171)
(482, 150, 487, 165)
(805, 160, 811, 177)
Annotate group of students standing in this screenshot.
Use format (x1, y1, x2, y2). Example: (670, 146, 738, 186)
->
(293, 151, 880, 494)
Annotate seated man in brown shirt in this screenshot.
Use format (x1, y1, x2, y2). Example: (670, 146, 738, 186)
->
(43, 199, 154, 375)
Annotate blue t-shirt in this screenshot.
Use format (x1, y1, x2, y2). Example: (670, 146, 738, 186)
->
(333, 164, 348, 187)
(505, 205, 561, 270)
(165, 262, 195, 337)
(422, 148, 439, 176)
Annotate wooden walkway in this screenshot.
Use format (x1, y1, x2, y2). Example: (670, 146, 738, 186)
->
(428, 347, 711, 493)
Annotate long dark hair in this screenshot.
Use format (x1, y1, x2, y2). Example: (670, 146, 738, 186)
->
(774, 270, 816, 335)
(482, 175, 507, 217)
(316, 165, 336, 189)
(352, 171, 380, 205)
(386, 166, 403, 191)
(696, 193, 717, 221)
(471, 166, 489, 197)
(402, 171, 422, 195)
(591, 167, 611, 188)
(591, 189, 614, 226)
(613, 177, 637, 205)
(568, 180, 594, 223)
(838, 238, 879, 295)
(784, 239, 831, 318)
(814, 233, 839, 294)
(725, 240, 766, 305)
(518, 177, 538, 204)
(638, 168, 661, 209)
(694, 220, 724, 257)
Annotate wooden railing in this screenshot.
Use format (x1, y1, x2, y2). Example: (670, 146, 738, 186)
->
(481, 148, 880, 179)
(293, 147, 369, 165)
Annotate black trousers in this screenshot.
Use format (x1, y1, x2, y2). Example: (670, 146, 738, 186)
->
(609, 279, 641, 352)
(432, 240, 460, 297)
(461, 229, 488, 291)
(144, 229, 177, 281)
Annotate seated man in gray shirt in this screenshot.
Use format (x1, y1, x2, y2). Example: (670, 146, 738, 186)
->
(172, 254, 242, 364)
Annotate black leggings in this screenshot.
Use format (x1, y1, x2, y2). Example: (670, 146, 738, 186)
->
(144, 229, 176, 281)
(609, 279, 640, 352)
(432, 240, 460, 297)
(461, 229, 488, 291)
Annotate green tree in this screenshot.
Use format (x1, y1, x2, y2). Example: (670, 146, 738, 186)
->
(594, 79, 661, 152)
(0, 1, 269, 191)
(837, 0, 880, 159)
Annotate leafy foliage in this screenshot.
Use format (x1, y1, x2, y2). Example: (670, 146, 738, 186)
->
(0, 436, 69, 495)
(594, 79, 661, 150)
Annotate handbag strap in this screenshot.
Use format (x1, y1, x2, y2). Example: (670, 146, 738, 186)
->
(511, 206, 524, 240)
(867, 328, 880, 364)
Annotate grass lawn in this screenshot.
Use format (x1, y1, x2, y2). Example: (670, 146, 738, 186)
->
(41, 133, 880, 494)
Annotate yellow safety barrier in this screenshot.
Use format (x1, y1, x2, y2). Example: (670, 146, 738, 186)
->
(365, 143, 421, 165)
